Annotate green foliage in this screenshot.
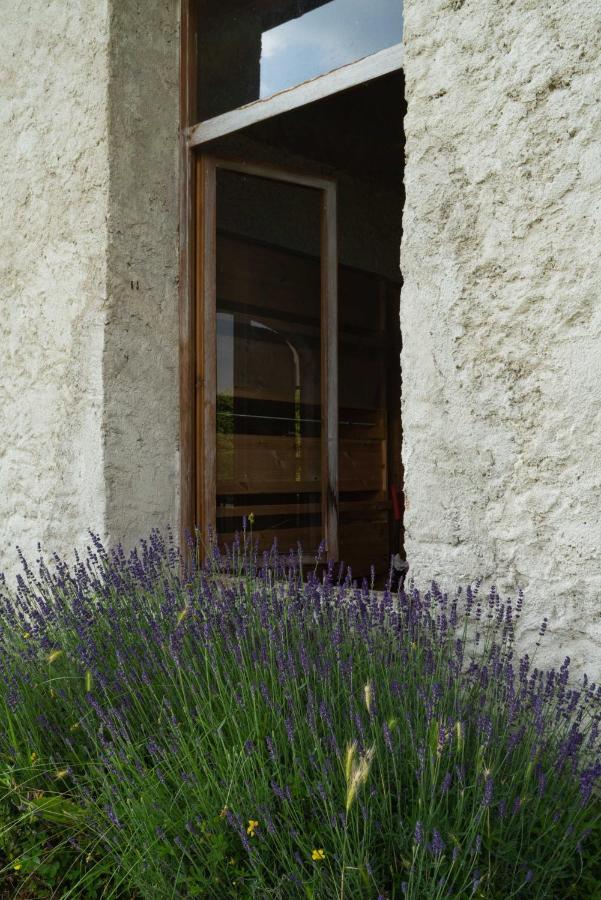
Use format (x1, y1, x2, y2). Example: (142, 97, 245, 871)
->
(0, 531, 599, 898)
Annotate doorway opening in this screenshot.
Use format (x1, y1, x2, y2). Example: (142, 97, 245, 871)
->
(181, 2, 405, 581)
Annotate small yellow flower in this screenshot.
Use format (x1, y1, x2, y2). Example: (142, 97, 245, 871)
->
(246, 819, 259, 837)
(30, 751, 37, 763)
(23, 632, 30, 640)
(311, 848, 326, 861)
(13, 861, 22, 871)
(47, 649, 63, 664)
(55, 769, 69, 780)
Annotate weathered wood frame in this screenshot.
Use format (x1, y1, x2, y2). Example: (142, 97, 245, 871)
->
(196, 157, 339, 560)
(179, 0, 403, 558)
(188, 43, 404, 146)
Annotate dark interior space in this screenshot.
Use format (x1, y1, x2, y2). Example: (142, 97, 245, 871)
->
(205, 70, 405, 580)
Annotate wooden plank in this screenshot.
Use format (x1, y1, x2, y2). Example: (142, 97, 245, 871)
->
(216, 433, 319, 494)
(218, 526, 324, 556)
(322, 182, 338, 560)
(217, 233, 321, 322)
(216, 434, 384, 494)
(216, 499, 391, 519)
(188, 43, 404, 147)
(196, 156, 218, 538)
(215, 157, 335, 192)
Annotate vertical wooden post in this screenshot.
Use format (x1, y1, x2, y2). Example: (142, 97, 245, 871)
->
(195, 157, 218, 541)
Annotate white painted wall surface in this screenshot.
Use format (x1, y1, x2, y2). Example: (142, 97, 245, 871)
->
(0, 0, 180, 576)
(104, 0, 180, 548)
(0, 1, 110, 569)
(402, 0, 601, 674)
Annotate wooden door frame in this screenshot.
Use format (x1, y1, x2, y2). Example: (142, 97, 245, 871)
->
(194, 156, 339, 560)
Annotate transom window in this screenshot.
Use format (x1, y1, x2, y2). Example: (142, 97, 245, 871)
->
(195, 0, 403, 121)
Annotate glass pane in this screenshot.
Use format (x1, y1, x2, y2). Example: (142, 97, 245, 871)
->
(196, 0, 403, 121)
(215, 169, 324, 557)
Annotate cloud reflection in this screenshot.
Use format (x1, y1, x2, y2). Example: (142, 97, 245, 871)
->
(260, 0, 403, 98)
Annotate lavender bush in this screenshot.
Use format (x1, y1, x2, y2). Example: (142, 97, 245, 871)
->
(0, 527, 599, 898)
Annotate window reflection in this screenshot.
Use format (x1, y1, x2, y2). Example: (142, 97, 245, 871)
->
(215, 170, 324, 556)
(196, 0, 403, 122)
(261, 0, 403, 98)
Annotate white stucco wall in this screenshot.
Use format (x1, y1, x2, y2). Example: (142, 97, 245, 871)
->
(105, 0, 180, 548)
(402, 0, 601, 673)
(0, 0, 180, 575)
(3, 0, 600, 680)
(0, 1, 110, 566)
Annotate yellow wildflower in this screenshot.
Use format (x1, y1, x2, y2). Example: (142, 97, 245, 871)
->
(311, 848, 326, 861)
(13, 862, 22, 871)
(55, 769, 69, 780)
(30, 751, 37, 763)
(23, 632, 30, 640)
(47, 649, 63, 664)
(247, 819, 259, 837)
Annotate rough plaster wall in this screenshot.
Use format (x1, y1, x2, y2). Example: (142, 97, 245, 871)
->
(402, 0, 601, 674)
(105, 0, 180, 547)
(0, 1, 109, 575)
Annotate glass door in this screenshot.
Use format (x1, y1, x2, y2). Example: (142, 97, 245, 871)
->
(195, 158, 338, 560)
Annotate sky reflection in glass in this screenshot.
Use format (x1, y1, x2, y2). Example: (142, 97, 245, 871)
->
(260, 0, 403, 98)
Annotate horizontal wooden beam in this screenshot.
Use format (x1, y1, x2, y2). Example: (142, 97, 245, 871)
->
(187, 42, 404, 147)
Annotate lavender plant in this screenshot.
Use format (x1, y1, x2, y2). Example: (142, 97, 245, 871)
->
(0, 527, 599, 898)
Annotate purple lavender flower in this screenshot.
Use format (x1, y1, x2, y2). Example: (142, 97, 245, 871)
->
(483, 775, 494, 807)
(383, 720, 393, 753)
(105, 805, 122, 829)
(414, 820, 423, 846)
(265, 734, 277, 762)
(441, 771, 452, 795)
(430, 829, 445, 856)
